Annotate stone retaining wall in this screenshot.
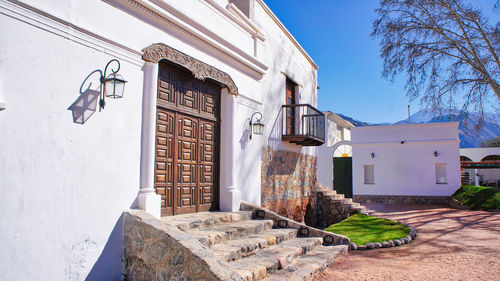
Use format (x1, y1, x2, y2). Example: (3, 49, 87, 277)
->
(316, 191, 360, 228)
(123, 210, 231, 281)
(449, 198, 469, 209)
(353, 195, 451, 206)
(261, 147, 317, 225)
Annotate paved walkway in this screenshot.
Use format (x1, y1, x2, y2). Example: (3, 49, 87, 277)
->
(316, 204, 500, 281)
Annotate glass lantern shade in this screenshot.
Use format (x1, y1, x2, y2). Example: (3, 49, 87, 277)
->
(103, 73, 127, 99)
(252, 120, 265, 135)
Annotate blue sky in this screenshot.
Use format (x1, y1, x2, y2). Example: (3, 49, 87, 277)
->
(264, 0, 499, 124)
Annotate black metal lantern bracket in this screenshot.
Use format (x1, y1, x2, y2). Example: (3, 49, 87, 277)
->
(249, 111, 264, 140)
(80, 59, 127, 112)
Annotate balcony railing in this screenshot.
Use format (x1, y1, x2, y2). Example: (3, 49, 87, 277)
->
(281, 104, 325, 146)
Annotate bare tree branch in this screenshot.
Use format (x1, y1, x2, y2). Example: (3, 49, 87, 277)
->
(372, 0, 500, 127)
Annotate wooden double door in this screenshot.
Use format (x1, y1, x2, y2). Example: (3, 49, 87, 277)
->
(155, 62, 220, 216)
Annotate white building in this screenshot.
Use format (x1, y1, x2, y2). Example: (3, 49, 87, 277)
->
(351, 122, 461, 203)
(317, 112, 354, 189)
(0, 0, 325, 280)
(460, 147, 500, 187)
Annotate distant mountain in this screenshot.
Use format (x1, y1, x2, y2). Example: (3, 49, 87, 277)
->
(336, 110, 500, 148)
(335, 113, 390, 127)
(396, 110, 500, 148)
(394, 110, 434, 124)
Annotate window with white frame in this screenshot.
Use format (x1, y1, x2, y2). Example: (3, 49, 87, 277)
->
(435, 163, 447, 184)
(364, 165, 374, 184)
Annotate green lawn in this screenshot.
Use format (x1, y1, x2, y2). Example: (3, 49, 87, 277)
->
(452, 185, 500, 210)
(324, 213, 410, 245)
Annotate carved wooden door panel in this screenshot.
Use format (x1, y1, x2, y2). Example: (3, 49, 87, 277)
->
(174, 113, 198, 214)
(198, 119, 217, 211)
(155, 109, 175, 215)
(155, 63, 219, 216)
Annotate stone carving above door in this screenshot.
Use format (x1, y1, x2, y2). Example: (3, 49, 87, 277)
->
(142, 43, 238, 95)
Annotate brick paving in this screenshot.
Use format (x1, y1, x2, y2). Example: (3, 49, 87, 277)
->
(316, 204, 500, 281)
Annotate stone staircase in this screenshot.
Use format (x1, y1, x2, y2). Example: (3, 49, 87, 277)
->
(160, 210, 347, 281)
(315, 186, 375, 227)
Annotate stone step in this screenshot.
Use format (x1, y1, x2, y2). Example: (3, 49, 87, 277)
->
(350, 205, 365, 210)
(350, 202, 361, 208)
(211, 228, 298, 262)
(161, 211, 253, 231)
(335, 198, 353, 204)
(361, 209, 376, 215)
(327, 193, 344, 200)
(323, 190, 337, 196)
(191, 219, 274, 246)
(263, 245, 348, 281)
(230, 237, 323, 281)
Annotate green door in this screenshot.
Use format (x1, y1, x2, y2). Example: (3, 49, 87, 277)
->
(333, 157, 352, 198)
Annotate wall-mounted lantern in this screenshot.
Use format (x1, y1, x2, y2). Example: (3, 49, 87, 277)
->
(249, 111, 265, 139)
(371, 152, 375, 158)
(98, 59, 127, 110)
(434, 151, 439, 157)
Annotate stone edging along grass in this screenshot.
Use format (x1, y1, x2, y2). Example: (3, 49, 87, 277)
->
(349, 217, 417, 251)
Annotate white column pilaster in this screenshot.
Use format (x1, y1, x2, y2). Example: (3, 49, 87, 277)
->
(137, 62, 161, 218)
(220, 89, 241, 211)
(473, 168, 478, 186)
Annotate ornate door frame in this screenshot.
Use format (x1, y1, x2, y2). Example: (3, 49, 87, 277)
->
(136, 43, 240, 217)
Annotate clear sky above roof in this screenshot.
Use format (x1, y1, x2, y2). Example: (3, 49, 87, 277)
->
(264, 0, 499, 124)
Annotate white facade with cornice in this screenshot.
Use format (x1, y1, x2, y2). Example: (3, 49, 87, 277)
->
(317, 112, 354, 189)
(351, 122, 461, 197)
(0, 0, 320, 280)
(460, 147, 500, 186)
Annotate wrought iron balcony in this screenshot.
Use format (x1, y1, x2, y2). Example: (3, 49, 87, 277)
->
(281, 104, 325, 146)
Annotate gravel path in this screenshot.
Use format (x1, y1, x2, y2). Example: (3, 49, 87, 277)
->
(316, 204, 500, 281)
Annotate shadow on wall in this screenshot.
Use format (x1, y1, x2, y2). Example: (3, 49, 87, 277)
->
(85, 214, 124, 281)
(68, 70, 102, 125)
(239, 117, 251, 150)
(267, 107, 283, 151)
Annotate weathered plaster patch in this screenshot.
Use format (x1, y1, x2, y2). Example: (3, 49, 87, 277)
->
(67, 239, 98, 281)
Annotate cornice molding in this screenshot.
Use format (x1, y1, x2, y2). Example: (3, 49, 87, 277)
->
(203, 0, 264, 41)
(225, 2, 264, 41)
(106, 0, 267, 80)
(143, 43, 238, 95)
(1, 0, 143, 65)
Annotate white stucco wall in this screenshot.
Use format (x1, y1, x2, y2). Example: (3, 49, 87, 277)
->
(0, 7, 143, 280)
(0, 0, 319, 280)
(317, 146, 334, 189)
(317, 114, 352, 189)
(460, 147, 500, 162)
(256, 0, 318, 158)
(351, 123, 461, 196)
